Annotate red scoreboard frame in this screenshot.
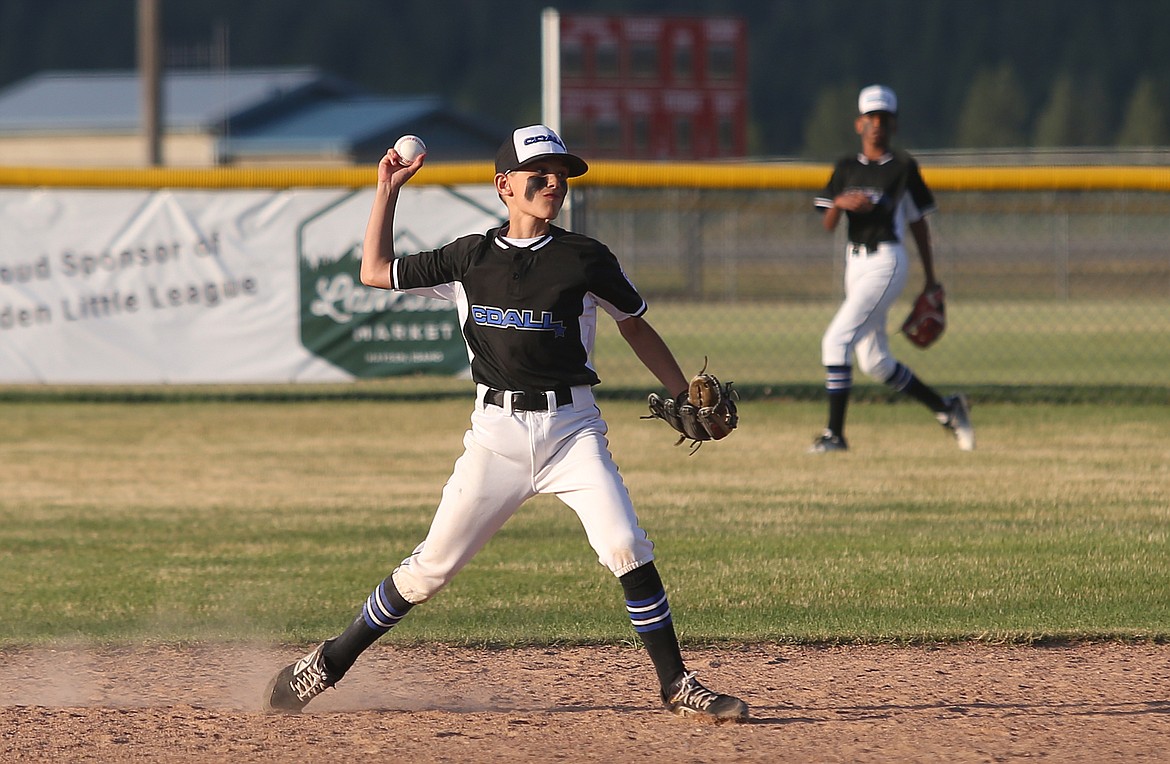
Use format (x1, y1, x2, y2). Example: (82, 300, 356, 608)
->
(558, 14, 749, 160)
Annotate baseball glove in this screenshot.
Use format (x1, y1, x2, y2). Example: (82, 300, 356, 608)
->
(644, 360, 738, 452)
(901, 283, 946, 348)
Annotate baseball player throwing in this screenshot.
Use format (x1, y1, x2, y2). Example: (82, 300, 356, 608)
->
(811, 85, 974, 453)
(263, 125, 748, 722)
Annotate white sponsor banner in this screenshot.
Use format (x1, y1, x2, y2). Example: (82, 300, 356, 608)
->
(0, 186, 502, 383)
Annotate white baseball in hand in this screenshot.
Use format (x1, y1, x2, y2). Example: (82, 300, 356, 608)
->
(394, 135, 426, 165)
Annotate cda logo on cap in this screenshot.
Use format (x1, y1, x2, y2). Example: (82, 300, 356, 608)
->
(858, 85, 898, 115)
(495, 124, 589, 177)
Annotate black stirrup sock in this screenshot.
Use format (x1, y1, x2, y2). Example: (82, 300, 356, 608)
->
(885, 362, 946, 412)
(620, 562, 686, 693)
(323, 574, 414, 676)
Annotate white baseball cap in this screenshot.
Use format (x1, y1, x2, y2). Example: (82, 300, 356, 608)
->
(858, 85, 898, 115)
(495, 124, 589, 177)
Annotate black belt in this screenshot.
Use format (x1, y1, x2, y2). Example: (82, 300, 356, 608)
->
(483, 386, 574, 411)
(848, 241, 895, 256)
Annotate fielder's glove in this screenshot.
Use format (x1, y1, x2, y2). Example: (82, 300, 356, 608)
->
(901, 283, 946, 348)
(644, 361, 739, 452)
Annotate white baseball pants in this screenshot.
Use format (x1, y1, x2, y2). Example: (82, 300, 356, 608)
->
(390, 384, 656, 604)
(821, 242, 909, 382)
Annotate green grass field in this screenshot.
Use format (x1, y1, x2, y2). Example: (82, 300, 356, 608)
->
(2, 397, 1167, 648)
(590, 298, 1170, 390)
(4, 298, 1166, 407)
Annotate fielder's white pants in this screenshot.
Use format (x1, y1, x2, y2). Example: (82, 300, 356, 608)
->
(821, 242, 909, 382)
(391, 384, 656, 604)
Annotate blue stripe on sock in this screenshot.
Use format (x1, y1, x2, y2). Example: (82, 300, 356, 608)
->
(362, 582, 409, 633)
(626, 593, 666, 609)
(825, 366, 852, 393)
(885, 363, 913, 392)
(626, 591, 672, 633)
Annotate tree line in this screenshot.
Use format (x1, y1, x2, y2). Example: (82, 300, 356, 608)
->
(799, 65, 1169, 160)
(2, 0, 1168, 158)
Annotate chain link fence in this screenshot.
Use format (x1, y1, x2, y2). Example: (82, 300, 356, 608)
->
(3, 163, 1166, 399)
(572, 183, 1170, 396)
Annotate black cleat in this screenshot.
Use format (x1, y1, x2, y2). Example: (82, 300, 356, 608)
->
(663, 671, 749, 722)
(808, 430, 848, 453)
(264, 641, 340, 713)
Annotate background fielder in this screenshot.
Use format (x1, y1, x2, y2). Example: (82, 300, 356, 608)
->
(811, 85, 974, 453)
(263, 125, 748, 722)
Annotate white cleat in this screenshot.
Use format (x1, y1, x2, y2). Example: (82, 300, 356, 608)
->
(938, 394, 975, 451)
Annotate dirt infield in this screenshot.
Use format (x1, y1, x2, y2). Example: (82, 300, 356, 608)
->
(2, 643, 1169, 762)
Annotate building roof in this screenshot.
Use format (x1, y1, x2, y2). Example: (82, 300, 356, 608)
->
(219, 95, 506, 163)
(226, 96, 443, 150)
(0, 67, 508, 164)
(0, 67, 357, 134)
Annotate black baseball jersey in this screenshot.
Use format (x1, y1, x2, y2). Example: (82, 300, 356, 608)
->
(392, 224, 647, 391)
(814, 150, 936, 249)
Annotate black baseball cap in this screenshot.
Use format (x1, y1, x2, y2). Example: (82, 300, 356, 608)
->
(495, 124, 589, 177)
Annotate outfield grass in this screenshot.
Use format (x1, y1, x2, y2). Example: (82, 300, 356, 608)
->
(590, 298, 1170, 390)
(1, 397, 1167, 647)
(4, 299, 1166, 410)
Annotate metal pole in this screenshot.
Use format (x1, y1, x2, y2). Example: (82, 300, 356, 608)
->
(540, 7, 560, 135)
(138, 0, 162, 166)
(541, 8, 573, 228)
